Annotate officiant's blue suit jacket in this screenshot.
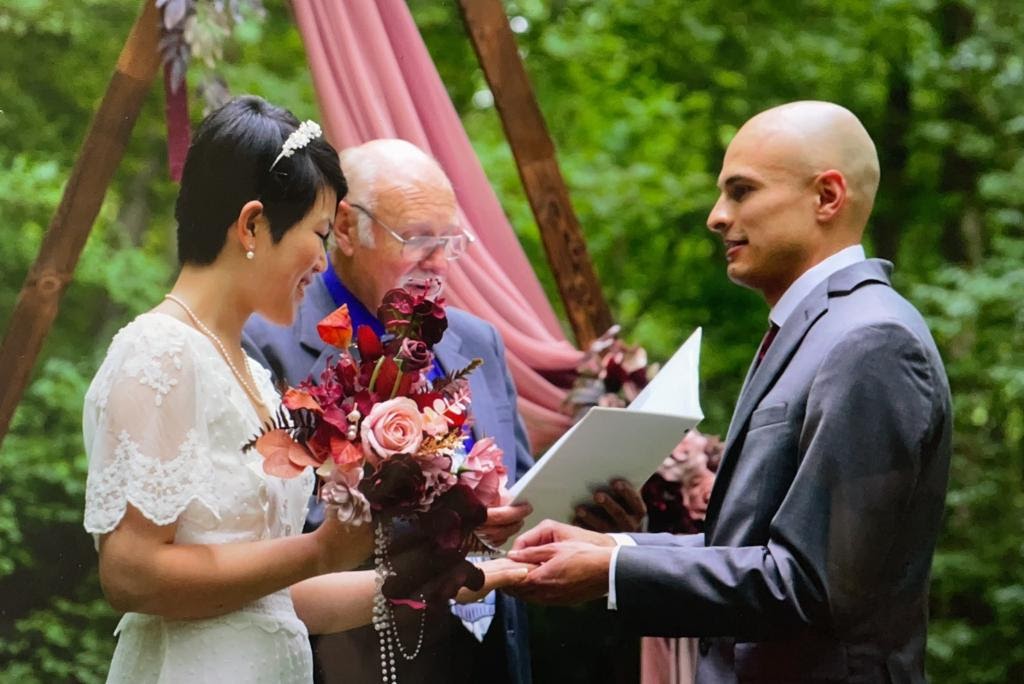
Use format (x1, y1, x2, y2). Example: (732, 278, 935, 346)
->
(243, 275, 534, 684)
(616, 260, 951, 683)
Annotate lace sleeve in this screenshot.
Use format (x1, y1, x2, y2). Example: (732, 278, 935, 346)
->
(83, 316, 219, 540)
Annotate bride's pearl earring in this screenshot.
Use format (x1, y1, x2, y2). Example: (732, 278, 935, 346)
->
(245, 246, 255, 260)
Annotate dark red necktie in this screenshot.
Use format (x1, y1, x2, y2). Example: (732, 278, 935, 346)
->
(756, 322, 780, 367)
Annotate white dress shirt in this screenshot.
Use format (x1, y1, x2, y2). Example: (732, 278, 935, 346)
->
(605, 244, 867, 610)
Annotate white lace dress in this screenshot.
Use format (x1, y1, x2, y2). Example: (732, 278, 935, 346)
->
(83, 312, 315, 683)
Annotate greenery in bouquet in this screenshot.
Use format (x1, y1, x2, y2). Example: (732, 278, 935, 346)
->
(244, 288, 507, 607)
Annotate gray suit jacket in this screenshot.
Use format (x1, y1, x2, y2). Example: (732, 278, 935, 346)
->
(243, 276, 534, 684)
(615, 260, 951, 683)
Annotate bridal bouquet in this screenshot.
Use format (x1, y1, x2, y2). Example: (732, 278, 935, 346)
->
(245, 288, 507, 611)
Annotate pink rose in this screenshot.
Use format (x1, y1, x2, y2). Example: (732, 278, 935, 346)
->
(459, 437, 508, 507)
(360, 397, 424, 464)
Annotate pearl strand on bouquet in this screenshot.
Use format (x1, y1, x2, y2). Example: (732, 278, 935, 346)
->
(372, 523, 427, 684)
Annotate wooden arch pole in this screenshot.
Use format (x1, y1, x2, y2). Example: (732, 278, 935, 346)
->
(457, 0, 614, 349)
(0, 0, 161, 449)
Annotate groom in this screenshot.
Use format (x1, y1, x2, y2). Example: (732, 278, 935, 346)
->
(509, 101, 952, 683)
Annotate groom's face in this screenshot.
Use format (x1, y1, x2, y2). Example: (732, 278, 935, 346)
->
(706, 126, 823, 305)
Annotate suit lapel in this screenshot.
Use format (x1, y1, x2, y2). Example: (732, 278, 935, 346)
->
(705, 259, 894, 534)
(724, 292, 829, 447)
(705, 292, 827, 535)
(434, 325, 501, 453)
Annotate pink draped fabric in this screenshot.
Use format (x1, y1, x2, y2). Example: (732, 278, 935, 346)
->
(292, 0, 583, 451)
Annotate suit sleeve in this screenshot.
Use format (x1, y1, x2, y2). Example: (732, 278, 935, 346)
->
(629, 532, 705, 548)
(614, 322, 942, 638)
(489, 323, 534, 482)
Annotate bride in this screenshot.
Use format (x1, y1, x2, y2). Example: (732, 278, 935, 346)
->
(82, 95, 528, 683)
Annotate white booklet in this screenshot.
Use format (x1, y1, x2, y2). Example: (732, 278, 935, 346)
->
(505, 328, 704, 546)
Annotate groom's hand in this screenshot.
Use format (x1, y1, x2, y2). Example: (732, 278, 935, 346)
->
(505, 541, 613, 605)
(511, 519, 615, 551)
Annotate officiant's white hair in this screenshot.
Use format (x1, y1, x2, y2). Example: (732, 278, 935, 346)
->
(339, 139, 453, 246)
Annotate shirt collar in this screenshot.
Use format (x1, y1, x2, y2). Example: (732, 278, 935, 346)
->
(769, 244, 866, 327)
(321, 260, 385, 337)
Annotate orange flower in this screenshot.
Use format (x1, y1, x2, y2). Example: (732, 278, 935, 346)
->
(282, 388, 322, 413)
(317, 304, 353, 349)
(256, 429, 321, 478)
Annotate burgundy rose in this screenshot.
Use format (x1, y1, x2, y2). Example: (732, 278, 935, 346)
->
(397, 338, 431, 372)
(359, 454, 427, 515)
(414, 299, 447, 346)
(379, 288, 415, 329)
(435, 484, 487, 535)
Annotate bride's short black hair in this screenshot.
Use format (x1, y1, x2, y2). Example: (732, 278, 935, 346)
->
(174, 95, 347, 265)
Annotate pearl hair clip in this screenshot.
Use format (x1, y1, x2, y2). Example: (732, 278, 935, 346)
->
(270, 120, 323, 170)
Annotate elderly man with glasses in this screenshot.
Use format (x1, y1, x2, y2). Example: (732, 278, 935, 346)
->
(243, 138, 537, 684)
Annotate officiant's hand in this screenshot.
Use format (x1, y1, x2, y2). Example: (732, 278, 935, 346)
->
(572, 479, 647, 533)
(476, 498, 533, 547)
(455, 558, 536, 603)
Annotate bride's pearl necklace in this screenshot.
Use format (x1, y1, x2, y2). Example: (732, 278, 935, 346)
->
(163, 294, 267, 410)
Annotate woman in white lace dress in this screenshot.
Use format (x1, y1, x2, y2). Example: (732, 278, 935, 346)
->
(82, 97, 524, 683)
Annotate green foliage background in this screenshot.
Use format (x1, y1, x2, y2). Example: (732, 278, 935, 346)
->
(1, 1, 1021, 681)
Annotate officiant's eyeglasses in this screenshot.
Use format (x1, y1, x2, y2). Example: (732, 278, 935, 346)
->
(349, 203, 475, 262)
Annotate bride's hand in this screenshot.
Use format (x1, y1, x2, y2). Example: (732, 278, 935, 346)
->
(455, 558, 535, 604)
(313, 510, 374, 574)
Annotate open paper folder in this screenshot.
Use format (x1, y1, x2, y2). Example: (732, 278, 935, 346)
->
(506, 328, 704, 547)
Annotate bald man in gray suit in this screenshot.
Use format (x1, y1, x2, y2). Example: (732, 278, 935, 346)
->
(508, 101, 952, 684)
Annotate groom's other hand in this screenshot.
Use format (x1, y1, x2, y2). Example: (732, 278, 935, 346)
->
(477, 499, 533, 547)
(506, 539, 613, 605)
(572, 478, 646, 533)
(511, 519, 614, 551)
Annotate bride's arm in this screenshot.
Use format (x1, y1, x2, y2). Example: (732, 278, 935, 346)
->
(98, 503, 372, 621)
(292, 559, 534, 635)
(291, 570, 377, 634)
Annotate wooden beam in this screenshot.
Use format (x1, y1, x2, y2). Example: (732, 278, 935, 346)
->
(457, 0, 613, 349)
(0, 0, 162, 449)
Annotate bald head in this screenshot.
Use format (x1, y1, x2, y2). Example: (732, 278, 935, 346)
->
(732, 101, 880, 231)
(707, 102, 879, 304)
